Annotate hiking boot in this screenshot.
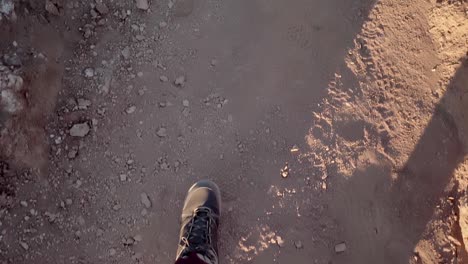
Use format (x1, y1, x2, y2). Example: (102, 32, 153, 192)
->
(176, 180, 221, 264)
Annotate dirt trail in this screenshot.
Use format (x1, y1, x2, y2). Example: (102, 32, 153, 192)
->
(0, 0, 467, 263)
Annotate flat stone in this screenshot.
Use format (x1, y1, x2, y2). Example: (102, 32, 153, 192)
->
(69, 123, 90, 137)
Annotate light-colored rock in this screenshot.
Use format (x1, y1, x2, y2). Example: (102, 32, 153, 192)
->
(121, 47, 131, 59)
(459, 196, 468, 252)
(95, 1, 109, 15)
(159, 75, 168, 82)
(335, 242, 347, 253)
(83, 68, 95, 78)
(140, 192, 152, 208)
(136, 0, 149, 10)
(182, 99, 189, 107)
(126, 105, 136, 114)
(45, 0, 60, 16)
(157, 127, 167, 137)
(69, 123, 90, 137)
(1, 89, 24, 114)
(174, 75, 185, 87)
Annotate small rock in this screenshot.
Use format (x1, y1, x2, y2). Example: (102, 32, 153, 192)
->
(276, 236, 285, 247)
(294, 240, 303, 249)
(120, 174, 127, 181)
(159, 21, 167, 28)
(123, 237, 135, 246)
(174, 75, 186, 87)
(109, 248, 117, 256)
(182, 99, 189, 107)
(77, 98, 91, 110)
(69, 123, 90, 137)
(156, 127, 167, 137)
(137, 71, 144, 77)
(140, 192, 152, 208)
(121, 47, 131, 59)
(68, 149, 78, 159)
(335, 242, 347, 253)
(65, 199, 73, 205)
(19, 241, 29, 250)
(20, 201, 28, 207)
(126, 105, 136, 114)
(83, 68, 95, 78)
(210, 59, 218, 66)
(134, 234, 143, 242)
(159, 75, 169, 82)
(135, 35, 145, 41)
(95, 1, 109, 15)
(136, 0, 149, 10)
(280, 163, 290, 178)
(45, 0, 60, 16)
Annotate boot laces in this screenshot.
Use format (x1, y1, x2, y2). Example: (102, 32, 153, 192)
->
(180, 207, 217, 263)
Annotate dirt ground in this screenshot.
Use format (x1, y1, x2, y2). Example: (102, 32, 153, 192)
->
(0, 0, 467, 263)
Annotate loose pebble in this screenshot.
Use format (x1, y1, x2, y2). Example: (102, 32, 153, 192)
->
(83, 68, 95, 78)
(182, 99, 189, 107)
(157, 127, 167, 137)
(160, 75, 169, 82)
(19, 241, 29, 251)
(174, 76, 186, 87)
(126, 105, 137, 114)
(140, 192, 152, 208)
(294, 240, 303, 249)
(136, 0, 149, 10)
(335, 242, 347, 253)
(69, 123, 90, 137)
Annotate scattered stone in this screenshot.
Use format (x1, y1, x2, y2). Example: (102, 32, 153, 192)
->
(135, 35, 145, 41)
(126, 105, 137, 114)
(83, 68, 95, 78)
(210, 59, 218, 66)
(69, 123, 90, 137)
(65, 199, 73, 206)
(136, 0, 149, 10)
(140, 192, 152, 208)
(174, 75, 186, 87)
(294, 240, 303, 249)
(77, 98, 91, 110)
(95, 1, 109, 15)
(159, 21, 167, 28)
(45, 0, 60, 16)
(156, 127, 167, 137)
(141, 208, 148, 216)
(280, 163, 290, 178)
(182, 99, 189, 107)
(19, 241, 29, 251)
(134, 234, 143, 242)
(120, 174, 127, 181)
(20, 201, 28, 207)
(1, 89, 24, 114)
(109, 248, 117, 256)
(290, 145, 299, 153)
(123, 237, 135, 246)
(113, 204, 121, 211)
(137, 71, 144, 77)
(335, 242, 347, 253)
(276, 236, 285, 247)
(121, 47, 131, 59)
(159, 75, 168, 82)
(68, 149, 78, 159)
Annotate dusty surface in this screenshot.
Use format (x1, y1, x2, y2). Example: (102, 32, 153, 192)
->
(0, 0, 467, 263)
